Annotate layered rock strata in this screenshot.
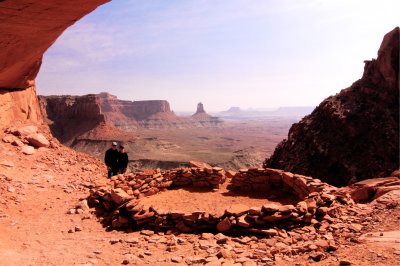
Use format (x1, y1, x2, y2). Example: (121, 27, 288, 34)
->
(39, 93, 224, 144)
(264, 27, 399, 186)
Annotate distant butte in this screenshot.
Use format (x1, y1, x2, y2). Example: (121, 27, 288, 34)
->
(191, 102, 224, 125)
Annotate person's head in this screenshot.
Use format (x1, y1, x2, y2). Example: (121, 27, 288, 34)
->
(111, 142, 117, 149)
(119, 145, 125, 152)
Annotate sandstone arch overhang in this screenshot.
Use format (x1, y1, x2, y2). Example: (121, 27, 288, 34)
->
(0, 0, 110, 128)
(0, 0, 110, 89)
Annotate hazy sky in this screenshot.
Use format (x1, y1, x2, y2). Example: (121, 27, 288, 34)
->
(36, 0, 399, 112)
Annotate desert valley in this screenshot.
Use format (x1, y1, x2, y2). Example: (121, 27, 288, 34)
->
(38, 92, 306, 170)
(0, 1, 399, 266)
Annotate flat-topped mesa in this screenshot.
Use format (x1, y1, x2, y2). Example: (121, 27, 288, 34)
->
(39, 94, 105, 121)
(0, 0, 110, 129)
(126, 100, 175, 121)
(264, 27, 399, 187)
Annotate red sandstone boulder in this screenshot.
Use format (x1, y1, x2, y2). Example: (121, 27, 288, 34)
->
(110, 188, 133, 205)
(217, 217, 231, 232)
(21, 145, 35, 155)
(26, 133, 50, 148)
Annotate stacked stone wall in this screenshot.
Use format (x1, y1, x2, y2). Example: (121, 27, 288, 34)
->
(88, 167, 353, 235)
(230, 168, 332, 199)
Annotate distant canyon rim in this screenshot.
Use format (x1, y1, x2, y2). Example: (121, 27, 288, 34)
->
(38, 92, 303, 171)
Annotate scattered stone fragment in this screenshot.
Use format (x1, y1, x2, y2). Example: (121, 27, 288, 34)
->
(171, 256, 182, 263)
(217, 217, 231, 232)
(110, 239, 120, 244)
(7, 185, 15, 193)
(21, 145, 35, 155)
(215, 233, 228, 244)
(309, 252, 325, 262)
(0, 160, 14, 167)
(26, 133, 50, 148)
(125, 237, 139, 244)
(242, 260, 257, 266)
(349, 223, 363, 232)
(140, 230, 154, 236)
(339, 260, 352, 265)
(74, 226, 82, 232)
(67, 209, 76, 214)
(12, 139, 24, 147)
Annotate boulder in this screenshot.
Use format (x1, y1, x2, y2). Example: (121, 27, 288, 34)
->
(26, 133, 50, 148)
(217, 217, 231, 232)
(15, 125, 38, 136)
(21, 145, 35, 155)
(262, 203, 280, 213)
(110, 188, 133, 205)
(2, 135, 15, 143)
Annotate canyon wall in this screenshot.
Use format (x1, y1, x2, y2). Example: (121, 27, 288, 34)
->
(264, 27, 399, 187)
(0, 0, 109, 128)
(39, 93, 224, 144)
(0, 86, 42, 127)
(38, 95, 106, 143)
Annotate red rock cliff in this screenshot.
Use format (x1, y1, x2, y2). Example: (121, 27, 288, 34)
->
(0, 0, 109, 128)
(39, 93, 183, 142)
(264, 27, 399, 186)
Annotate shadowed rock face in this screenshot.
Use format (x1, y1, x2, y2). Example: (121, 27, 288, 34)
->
(0, 0, 109, 129)
(264, 27, 399, 187)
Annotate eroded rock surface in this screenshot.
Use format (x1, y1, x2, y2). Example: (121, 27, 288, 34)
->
(264, 27, 399, 186)
(0, 0, 109, 129)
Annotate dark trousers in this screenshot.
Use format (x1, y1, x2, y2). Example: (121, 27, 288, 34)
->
(107, 167, 119, 178)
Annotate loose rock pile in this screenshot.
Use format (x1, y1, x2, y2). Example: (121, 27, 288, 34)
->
(2, 125, 56, 155)
(88, 167, 355, 237)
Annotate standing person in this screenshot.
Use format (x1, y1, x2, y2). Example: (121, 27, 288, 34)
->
(104, 142, 119, 178)
(118, 145, 129, 174)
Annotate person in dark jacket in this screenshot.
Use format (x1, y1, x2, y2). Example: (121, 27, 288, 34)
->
(118, 145, 129, 174)
(105, 142, 119, 178)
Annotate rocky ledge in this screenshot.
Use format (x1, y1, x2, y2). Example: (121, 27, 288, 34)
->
(264, 27, 399, 186)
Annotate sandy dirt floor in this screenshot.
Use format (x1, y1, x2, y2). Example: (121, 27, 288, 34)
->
(140, 182, 298, 215)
